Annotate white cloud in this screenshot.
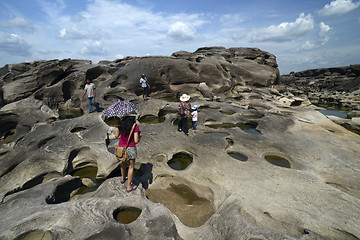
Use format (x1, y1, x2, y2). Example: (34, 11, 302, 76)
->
(0, 32, 31, 56)
(250, 13, 314, 42)
(220, 14, 245, 26)
(81, 40, 108, 56)
(0, 17, 35, 33)
(167, 22, 197, 42)
(318, 0, 360, 16)
(299, 22, 332, 50)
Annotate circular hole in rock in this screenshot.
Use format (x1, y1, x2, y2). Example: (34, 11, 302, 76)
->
(113, 207, 142, 224)
(103, 95, 124, 102)
(228, 152, 248, 162)
(146, 183, 214, 228)
(220, 110, 235, 115)
(71, 127, 87, 133)
(155, 154, 165, 162)
(318, 109, 348, 119)
(139, 114, 165, 124)
(204, 132, 229, 137)
(59, 108, 84, 120)
(167, 152, 193, 170)
(237, 122, 262, 134)
(70, 166, 104, 196)
(205, 122, 236, 129)
(105, 117, 120, 127)
(264, 155, 291, 168)
(14, 229, 54, 240)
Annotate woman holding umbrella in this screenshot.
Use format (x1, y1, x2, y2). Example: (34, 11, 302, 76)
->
(104, 101, 140, 192)
(114, 115, 140, 192)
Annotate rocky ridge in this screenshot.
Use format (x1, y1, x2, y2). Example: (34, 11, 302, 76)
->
(0, 47, 359, 240)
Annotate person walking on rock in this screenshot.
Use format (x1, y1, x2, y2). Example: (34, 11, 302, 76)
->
(114, 115, 140, 192)
(82, 79, 101, 113)
(140, 74, 151, 101)
(177, 94, 191, 136)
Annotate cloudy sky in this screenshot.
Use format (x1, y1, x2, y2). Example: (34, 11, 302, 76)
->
(0, 0, 359, 74)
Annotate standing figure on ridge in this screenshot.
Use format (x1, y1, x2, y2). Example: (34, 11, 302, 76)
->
(82, 79, 101, 113)
(177, 94, 191, 136)
(140, 74, 151, 101)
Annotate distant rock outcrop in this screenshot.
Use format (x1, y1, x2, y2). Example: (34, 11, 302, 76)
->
(280, 65, 360, 116)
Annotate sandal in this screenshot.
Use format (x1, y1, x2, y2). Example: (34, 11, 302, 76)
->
(126, 184, 138, 193)
(121, 178, 127, 184)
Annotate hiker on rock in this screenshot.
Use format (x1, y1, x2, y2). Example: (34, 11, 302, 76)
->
(114, 115, 140, 193)
(140, 74, 151, 101)
(82, 79, 101, 113)
(177, 94, 191, 136)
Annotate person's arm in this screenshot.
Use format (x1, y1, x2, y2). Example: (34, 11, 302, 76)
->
(82, 90, 87, 99)
(134, 132, 140, 144)
(147, 81, 150, 89)
(114, 128, 120, 138)
(93, 88, 96, 97)
(140, 79, 143, 89)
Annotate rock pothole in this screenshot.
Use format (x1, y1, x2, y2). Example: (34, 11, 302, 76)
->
(264, 155, 291, 168)
(14, 229, 54, 240)
(105, 117, 120, 127)
(113, 207, 142, 224)
(227, 152, 248, 162)
(58, 108, 84, 120)
(237, 122, 262, 134)
(70, 127, 87, 133)
(146, 181, 214, 228)
(139, 113, 165, 124)
(167, 152, 193, 170)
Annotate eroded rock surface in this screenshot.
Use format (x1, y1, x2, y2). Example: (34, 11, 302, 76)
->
(0, 48, 359, 240)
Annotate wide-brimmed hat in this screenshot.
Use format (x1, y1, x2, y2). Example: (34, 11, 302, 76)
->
(192, 105, 198, 110)
(180, 94, 190, 102)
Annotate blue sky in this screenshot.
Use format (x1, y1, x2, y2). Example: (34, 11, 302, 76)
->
(0, 0, 359, 74)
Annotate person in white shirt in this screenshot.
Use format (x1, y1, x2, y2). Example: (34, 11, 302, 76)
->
(139, 74, 151, 101)
(191, 105, 198, 130)
(82, 79, 101, 113)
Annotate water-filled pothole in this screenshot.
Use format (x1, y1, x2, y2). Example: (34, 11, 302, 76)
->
(146, 183, 214, 227)
(205, 122, 236, 129)
(167, 152, 193, 170)
(59, 108, 84, 120)
(14, 229, 54, 240)
(319, 110, 348, 119)
(237, 122, 262, 134)
(70, 166, 104, 196)
(228, 152, 248, 161)
(204, 132, 229, 137)
(264, 155, 291, 168)
(199, 105, 220, 110)
(139, 114, 165, 124)
(105, 117, 120, 127)
(114, 207, 142, 224)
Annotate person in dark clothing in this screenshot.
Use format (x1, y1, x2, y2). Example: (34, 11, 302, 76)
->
(176, 94, 191, 136)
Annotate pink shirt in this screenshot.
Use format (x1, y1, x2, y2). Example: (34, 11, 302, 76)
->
(118, 125, 140, 147)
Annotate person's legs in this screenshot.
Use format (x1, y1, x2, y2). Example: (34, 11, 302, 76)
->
(183, 117, 189, 135)
(178, 117, 184, 132)
(127, 159, 136, 191)
(120, 161, 127, 182)
(192, 121, 197, 130)
(91, 97, 100, 111)
(88, 97, 93, 112)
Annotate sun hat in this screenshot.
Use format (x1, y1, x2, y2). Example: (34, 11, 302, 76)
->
(192, 105, 198, 110)
(180, 94, 190, 102)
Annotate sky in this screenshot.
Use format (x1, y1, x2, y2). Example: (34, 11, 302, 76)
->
(0, 0, 359, 74)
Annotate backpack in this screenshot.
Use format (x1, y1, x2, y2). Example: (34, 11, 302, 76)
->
(179, 102, 191, 117)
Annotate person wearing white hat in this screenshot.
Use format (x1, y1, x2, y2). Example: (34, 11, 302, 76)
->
(176, 94, 191, 135)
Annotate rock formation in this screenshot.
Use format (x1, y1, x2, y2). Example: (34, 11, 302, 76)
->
(0, 47, 359, 240)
